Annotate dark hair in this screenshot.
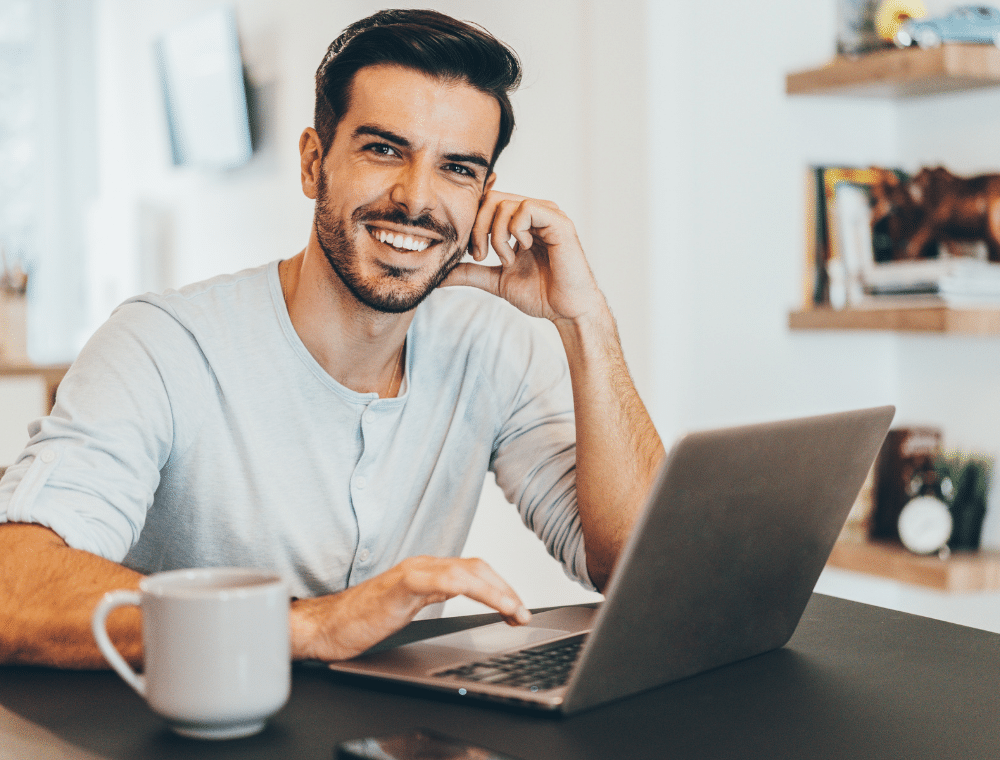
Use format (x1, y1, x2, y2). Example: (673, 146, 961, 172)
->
(314, 9, 521, 171)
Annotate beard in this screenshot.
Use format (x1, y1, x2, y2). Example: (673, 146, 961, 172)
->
(314, 173, 464, 314)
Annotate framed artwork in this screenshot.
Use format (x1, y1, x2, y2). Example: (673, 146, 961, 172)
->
(155, 5, 253, 170)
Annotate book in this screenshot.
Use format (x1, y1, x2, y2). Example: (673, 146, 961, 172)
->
(802, 164, 1000, 308)
(805, 165, 907, 307)
(864, 258, 1000, 305)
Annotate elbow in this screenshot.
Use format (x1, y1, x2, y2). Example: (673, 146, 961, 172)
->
(585, 554, 614, 594)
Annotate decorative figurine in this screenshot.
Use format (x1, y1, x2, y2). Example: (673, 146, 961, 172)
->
(868, 166, 1000, 262)
(894, 4, 1000, 48)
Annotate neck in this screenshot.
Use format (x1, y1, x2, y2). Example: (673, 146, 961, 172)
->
(279, 251, 412, 395)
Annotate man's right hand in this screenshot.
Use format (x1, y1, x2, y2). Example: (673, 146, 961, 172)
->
(289, 556, 531, 662)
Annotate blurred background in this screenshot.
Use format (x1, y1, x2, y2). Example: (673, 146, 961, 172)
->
(2, 0, 1000, 626)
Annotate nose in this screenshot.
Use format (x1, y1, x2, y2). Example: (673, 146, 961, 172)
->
(389, 160, 437, 218)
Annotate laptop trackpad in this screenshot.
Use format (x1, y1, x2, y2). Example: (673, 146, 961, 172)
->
(421, 623, 569, 655)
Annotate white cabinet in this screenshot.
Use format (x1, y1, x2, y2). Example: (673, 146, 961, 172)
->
(0, 365, 67, 466)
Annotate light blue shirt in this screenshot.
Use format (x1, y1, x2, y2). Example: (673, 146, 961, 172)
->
(0, 262, 590, 598)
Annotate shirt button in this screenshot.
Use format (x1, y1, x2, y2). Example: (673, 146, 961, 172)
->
(363, 410, 376, 424)
(357, 548, 370, 562)
(354, 476, 367, 490)
(40, 450, 56, 464)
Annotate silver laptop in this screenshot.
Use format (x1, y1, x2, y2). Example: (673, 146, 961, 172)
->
(328, 405, 895, 715)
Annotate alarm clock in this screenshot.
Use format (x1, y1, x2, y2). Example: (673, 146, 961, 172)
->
(897, 495, 952, 555)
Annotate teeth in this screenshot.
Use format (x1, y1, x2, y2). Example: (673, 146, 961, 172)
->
(373, 228, 430, 252)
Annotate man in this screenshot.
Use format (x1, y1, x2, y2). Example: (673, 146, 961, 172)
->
(0, 9, 663, 668)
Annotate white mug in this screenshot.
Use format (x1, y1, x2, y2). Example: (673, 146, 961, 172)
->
(92, 567, 291, 740)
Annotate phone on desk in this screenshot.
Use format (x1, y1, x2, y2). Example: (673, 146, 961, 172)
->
(336, 729, 523, 760)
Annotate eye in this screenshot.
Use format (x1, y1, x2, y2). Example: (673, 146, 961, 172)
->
(364, 143, 399, 158)
(443, 163, 477, 179)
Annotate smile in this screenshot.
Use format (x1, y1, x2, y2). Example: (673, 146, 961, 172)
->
(368, 226, 434, 252)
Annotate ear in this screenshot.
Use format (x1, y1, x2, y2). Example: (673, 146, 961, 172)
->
(482, 172, 497, 198)
(299, 128, 323, 200)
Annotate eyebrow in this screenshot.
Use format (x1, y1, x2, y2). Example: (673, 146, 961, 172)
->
(353, 124, 491, 171)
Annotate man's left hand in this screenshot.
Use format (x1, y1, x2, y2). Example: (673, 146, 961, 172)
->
(442, 191, 604, 324)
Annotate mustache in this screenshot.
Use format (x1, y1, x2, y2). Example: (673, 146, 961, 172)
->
(352, 206, 458, 245)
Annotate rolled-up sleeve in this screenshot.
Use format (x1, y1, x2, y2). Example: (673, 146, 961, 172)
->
(487, 320, 593, 591)
(0, 300, 207, 561)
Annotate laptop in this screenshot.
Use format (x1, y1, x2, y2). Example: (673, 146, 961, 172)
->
(328, 405, 895, 715)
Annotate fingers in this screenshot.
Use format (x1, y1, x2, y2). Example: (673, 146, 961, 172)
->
(470, 192, 559, 264)
(440, 262, 502, 294)
(289, 557, 530, 662)
(399, 556, 531, 626)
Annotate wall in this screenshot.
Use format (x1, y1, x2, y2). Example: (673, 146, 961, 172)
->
(648, 0, 901, 437)
(0, 377, 47, 465)
(645, 0, 1000, 630)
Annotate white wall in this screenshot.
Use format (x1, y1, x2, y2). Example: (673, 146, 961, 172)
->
(645, 0, 1000, 628)
(0, 377, 47, 465)
(648, 0, 1000, 529)
(648, 0, 901, 440)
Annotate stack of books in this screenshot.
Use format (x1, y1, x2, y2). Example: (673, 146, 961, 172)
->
(804, 165, 1000, 310)
(862, 258, 1000, 307)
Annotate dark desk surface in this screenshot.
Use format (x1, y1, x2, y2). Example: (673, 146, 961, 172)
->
(2, 594, 998, 760)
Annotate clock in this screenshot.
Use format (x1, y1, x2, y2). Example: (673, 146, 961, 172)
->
(897, 495, 952, 555)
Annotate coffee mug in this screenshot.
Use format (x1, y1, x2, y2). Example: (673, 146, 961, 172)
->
(92, 567, 291, 740)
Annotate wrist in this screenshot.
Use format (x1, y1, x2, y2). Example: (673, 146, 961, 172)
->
(553, 300, 618, 357)
(289, 597, 320, 661)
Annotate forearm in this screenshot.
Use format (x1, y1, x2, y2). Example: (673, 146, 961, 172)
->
(443, 189, 663, 586)
(0, 523, 143, 668)
(555, 304, 665, 590)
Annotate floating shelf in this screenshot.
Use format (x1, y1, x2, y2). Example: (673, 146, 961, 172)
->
(786, 44, 1000, 98)
(828, 539, 1000, 592)
(789, 306, 1000, 335)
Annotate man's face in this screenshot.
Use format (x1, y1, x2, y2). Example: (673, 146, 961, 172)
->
(312, 64, 500, 313)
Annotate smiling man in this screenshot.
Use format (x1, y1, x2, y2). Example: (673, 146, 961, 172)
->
(0, 9, 664, 667)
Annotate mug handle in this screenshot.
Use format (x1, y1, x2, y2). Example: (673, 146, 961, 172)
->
(91, 590, 145, 696)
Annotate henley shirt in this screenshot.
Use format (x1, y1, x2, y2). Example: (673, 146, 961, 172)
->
(0, 261, 589, 598)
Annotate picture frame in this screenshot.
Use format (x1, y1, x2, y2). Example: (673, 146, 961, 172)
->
(154, 5, 253, 170)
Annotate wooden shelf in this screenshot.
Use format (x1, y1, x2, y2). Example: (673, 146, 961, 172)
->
(789, 305, 1000, 334)
(787, 44, 1000, 97)
(828, 539, 1000, 592)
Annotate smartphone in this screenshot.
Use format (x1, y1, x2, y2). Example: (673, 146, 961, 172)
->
(335, 728, 523, 760)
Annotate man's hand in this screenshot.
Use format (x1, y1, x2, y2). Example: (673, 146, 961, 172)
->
(443, 191, 604, 324)
(289, 556, 531, 662)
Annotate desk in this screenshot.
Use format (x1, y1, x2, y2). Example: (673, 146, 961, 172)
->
(2, 594, 998, 760)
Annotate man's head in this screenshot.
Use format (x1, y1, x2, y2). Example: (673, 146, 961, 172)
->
(314, 9, 521, 173)
(303, 12, 521, 315)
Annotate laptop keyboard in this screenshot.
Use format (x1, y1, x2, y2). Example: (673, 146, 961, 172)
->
(435, 634, 585, 692)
